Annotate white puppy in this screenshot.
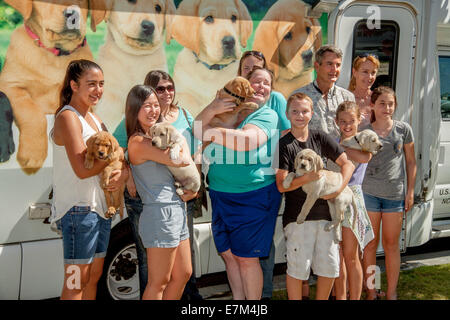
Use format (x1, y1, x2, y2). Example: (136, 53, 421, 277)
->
(150, 122, 201, 196)
(283, 148, 357, 242)
(94, 0, 176, 130)
(341, 129, 382, 165)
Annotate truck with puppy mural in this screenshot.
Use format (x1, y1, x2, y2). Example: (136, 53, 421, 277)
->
(0, 0, 449, 300)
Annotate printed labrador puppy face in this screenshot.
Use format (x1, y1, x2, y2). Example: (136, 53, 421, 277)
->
(193, 0, 252, 64)
(26, 0, 89, 52)
(107, 0, 173, 52)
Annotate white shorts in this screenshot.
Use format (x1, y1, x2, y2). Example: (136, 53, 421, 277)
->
(284, 221, 340, 280)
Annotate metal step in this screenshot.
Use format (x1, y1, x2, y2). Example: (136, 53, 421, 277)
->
(431, 223, 450, 239)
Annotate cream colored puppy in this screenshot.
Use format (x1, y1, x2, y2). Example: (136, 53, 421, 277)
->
(150, 122, 201, 195)
(283, 149, 357, 242)
(170, 0, 253, 116)
(94, 0, 176, 131)
(341, 129, 383, 158)
(252, 0, 322, 98)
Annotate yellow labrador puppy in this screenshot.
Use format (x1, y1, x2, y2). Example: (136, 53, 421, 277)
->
(94, 0, 176, 131)
(0, 0, 104, 174)
(252, 0, 322, 98)
(283, 148, 357, 242)
(170, 0, 253, 116)
(150, 122, 201, 196)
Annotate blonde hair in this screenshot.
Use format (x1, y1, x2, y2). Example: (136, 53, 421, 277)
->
(348, 55, 380, 92)
(336, 101, 360, 120)
(287, 92, 313, 113)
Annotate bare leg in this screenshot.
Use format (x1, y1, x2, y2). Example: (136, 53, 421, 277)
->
(381, 212, 403, 300)
(334, 245, 347, 300)
(315, 276, 335, 300)
(221, 249, 245, 300)
(286, 274, 303, 300)
(234, 254, 263, 300)
(82, 258, 105, 300)
(61, 264, 91, 300)
(143, 247, 177, 300)
(363, 211, 381, 300)
(163, 239, 192, 300)
(342, 227, 363, 300)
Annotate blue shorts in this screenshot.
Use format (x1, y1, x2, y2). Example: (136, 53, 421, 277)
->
(57, 206, 111, 265)
(139, 204, 189, 248)
(363, 193, 405, 213)
(209, 182, 281, 258)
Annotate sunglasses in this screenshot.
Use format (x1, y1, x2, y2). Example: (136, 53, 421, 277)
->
(155, 85, 175, 94)
(357, 53, 379, 60)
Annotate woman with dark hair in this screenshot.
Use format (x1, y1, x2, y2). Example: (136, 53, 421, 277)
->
(126, 85, 196, 300)
(50, 59, 128, 300)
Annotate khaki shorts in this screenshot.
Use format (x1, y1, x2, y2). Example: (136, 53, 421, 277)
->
(284, 221, 340, 280)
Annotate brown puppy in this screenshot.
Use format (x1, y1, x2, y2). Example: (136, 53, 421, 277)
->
(0, 0, 105, 174)
(210, 77, 259, 129)
(85, 131, 125, 219)
(252, 0, 322, 98)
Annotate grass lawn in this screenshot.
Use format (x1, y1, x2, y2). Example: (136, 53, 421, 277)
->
(272, 263, 450, 300)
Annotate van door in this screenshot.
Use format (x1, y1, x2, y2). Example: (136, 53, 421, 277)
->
(328, 1, 418, 253)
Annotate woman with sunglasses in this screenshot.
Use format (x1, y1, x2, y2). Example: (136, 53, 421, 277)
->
(348, 54, 380, 128)
(112, 71, 201, 300)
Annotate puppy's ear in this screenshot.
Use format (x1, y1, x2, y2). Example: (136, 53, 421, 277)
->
(85, 135, 95, 153)
(294, 153, 301, 171)
(165, 0, 177, 44)
(171, 0, 201, 54)
(110, 134, 120, 154)
(89, 0, 110, 32)
(6, 0, 33, 20)
(313, 154, 324, 172)
(310, 18, 322, 52)
(242, 79, 255, 97)
(165, 127, 172, 146)
(234, 0, 253, 47)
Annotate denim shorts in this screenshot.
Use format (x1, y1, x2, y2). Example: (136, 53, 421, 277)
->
(363, 193, 405, 213)
(57, 206, 111, 265)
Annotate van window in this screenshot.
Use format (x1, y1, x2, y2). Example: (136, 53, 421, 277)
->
(352, 20, 399, 90)
(439, 55, 450, 120)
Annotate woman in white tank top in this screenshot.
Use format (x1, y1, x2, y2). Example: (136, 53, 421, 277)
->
(51, 60, 128, 300)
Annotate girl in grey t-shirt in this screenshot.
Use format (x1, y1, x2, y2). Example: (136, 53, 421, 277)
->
(361, 87, 417, 300)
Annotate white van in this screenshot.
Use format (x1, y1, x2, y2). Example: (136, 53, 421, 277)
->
(0, 0, 449, 300)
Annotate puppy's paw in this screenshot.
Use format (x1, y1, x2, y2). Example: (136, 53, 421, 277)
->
(283, 173, 295, 189)
(105, 207, 116, 219)
(296, 216, 305, 225)
(174, 182, 184, 195)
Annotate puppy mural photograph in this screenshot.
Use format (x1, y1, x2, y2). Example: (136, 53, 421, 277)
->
(253, 0, 322, 98)
(0, 0, 105, 174)
(170, 0, 253, 116)
(94, 0, 176, 131)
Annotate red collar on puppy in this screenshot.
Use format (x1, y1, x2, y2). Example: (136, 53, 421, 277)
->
(25, 25, 87, 56)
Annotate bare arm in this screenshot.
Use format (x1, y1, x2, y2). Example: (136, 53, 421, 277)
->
(128, 135, 191, 167)
(275, 168, 322, 193)
(342, 147, 372, 163)
(404, 142, 417, 212)
(321, 152, 355, 200)
(53, 111, 108, 179)
(203, 124, 268, 152)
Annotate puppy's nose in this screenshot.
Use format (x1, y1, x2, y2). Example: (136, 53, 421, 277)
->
(302, 50, 313, 67)
(141, 20, 155, 37)
(222, 36, 236, 50)
(98, 151, 104, 157)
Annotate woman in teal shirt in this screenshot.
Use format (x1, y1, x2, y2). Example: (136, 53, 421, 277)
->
(195, 67, 282, 300)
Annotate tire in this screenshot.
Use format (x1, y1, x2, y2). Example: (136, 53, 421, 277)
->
(97, 219, 141, 300)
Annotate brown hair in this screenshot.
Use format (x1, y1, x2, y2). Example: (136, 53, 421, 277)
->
(246, 66, 274, 89)
(336, 101, 361, 121)
(144, 70, 177, 121)
(286, 92, 314, 113)
(315, 45, 343, 65)
(370, 86, 397, 123)
(125, 85, 159, 141)
(238, 50, 267, 76)
(348, 55, 380, 91)
(56, 59, 103, 117)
